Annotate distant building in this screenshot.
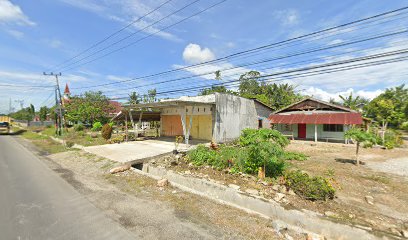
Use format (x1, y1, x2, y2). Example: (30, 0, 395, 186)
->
(62, 83, 71, 106)
(122, 93, 274, 143)
(269, 97, 363, 143)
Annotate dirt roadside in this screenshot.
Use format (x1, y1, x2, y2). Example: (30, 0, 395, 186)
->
(15, 136, 306, 240)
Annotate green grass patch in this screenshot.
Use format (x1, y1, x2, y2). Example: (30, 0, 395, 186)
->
(285, 170, 335, 201)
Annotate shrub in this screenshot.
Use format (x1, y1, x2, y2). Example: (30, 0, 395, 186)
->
(187, 145, 217, 167)
(239, 128, 289, 148)
(65, 140, 75, 148)
(111, 135, 124, 143)
(92, 122, 103, 132)
(283, 151, 308, 161)
(400, 121, 408, 131)
(101, 123, 113, 140)
(383, 129, 403, 149)
(285, 170, 335, 201)
(73, 124, 84, 132)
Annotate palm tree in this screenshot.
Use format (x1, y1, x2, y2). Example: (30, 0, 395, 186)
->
(339, 93, 360, 110)
(128, 92, 140, 105)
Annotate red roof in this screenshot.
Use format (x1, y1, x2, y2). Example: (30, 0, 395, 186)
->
(64, 83, 70, 94)
(108, 100, 122, 114)
(269, 112, 363, 125)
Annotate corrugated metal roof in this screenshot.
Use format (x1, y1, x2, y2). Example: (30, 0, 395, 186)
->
(269, 112, 363, 125)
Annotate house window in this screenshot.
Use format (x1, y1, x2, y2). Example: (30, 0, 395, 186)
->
(197, 108, 200, 112)
(283, 124, 292, 131)
(323, 124, 344, 132)
(203, 108, 206, 112)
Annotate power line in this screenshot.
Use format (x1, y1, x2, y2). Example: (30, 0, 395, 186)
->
(59, 0, 228, 72)
(108, 47, 408, 99)
(71, 6, 408, 90)
(99, 28, 408, 94)
(48, 0, 174, 71)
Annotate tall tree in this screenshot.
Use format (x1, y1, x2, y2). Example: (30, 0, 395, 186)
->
(339, 93, 360, 110)
(39, 106, 49, 122)
(65, 91, 114, 124)
(128, 92, 140, 105)
(366, 84, 408, 129)
(200, 85, 233, 95)
(238, 71, 261, 96)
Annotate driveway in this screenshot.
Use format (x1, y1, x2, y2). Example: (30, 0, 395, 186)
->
(83, 139, 176, 164)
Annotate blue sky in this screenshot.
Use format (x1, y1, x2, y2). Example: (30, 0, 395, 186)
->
(0, 0, 407, 113)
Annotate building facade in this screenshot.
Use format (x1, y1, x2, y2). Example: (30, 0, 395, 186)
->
(269, 98, 363, 143)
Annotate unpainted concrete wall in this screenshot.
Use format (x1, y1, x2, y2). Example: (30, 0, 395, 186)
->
(213, 93, 258, 143)
(254, 101, 273, 129)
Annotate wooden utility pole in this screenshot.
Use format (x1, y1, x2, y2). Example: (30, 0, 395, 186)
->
(44, 72, 64, 136)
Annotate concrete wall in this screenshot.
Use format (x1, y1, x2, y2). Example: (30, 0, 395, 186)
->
(254, 101, 273, 129)
(213, 93, 258, 143)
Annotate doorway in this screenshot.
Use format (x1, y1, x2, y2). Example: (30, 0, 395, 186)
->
(298, 124, 306, 139)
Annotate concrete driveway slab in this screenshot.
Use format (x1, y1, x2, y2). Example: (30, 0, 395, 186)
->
(83, 140, 175, 163)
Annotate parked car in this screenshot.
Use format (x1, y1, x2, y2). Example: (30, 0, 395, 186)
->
(0, 121, 10, 134)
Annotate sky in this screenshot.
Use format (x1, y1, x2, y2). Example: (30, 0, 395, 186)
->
(0, 0, 407, 113)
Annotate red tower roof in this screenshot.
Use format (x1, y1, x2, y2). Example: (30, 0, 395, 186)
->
(64, 83, 70, 94)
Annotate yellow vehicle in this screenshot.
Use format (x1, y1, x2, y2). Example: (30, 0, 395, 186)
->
(0, 116, 11, 134)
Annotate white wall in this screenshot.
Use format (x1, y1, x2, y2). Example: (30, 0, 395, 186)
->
(275, 124, 347, 140)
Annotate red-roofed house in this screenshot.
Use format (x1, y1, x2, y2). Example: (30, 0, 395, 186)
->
(108, 100, 122, 116)
(268, 97, 363, 143)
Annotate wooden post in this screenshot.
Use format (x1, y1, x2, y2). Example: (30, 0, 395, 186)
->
(314, 124, 317, 142)
(125, 113, 128, 142)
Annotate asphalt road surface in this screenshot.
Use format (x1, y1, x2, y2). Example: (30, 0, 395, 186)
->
(0, 135, 136, 240)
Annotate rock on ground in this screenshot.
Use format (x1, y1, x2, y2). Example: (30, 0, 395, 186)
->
(157, 178, 169, 187)
(109, 164, 131, 174)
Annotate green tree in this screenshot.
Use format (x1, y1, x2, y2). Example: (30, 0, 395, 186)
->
(39, 106, 49, 122)
(345, 128, 376, 166)
(366, 84, 408, 129)
(10, 105, 36, 122)
(238, 71, 261, 96)
(128, 92, 140, 105)
(200, 85, 234, 95)
(142, 89, 157, 103)
(339, 93, 360, 110)
(65, 91, 114, 124)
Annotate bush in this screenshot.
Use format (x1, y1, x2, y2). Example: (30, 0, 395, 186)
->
(285, 170, 335, 201)
(188, 145, 217, 166)
(92, 122, 103, 132)
(101, 123, 113, 140)
(283, 151, 308, 161)
(65, 140, 75, 148)
(383, 129, 403, 149)
(400, 121, 408, 131)
(110, 135, 124, 143)
(239, 128, 289, 148)
(73, 124, 84, 132)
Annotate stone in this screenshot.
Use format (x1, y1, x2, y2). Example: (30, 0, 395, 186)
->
(272, 185, 280, 191)
(278, 185, 287, 194)
(157, 178, 169, 187)
(355, 225, 372, 231)
(109, 164, 131, 174)
(228, 184, 240, 190)
(184, 170, 191, 175)
(401, 230, 408, 238)
(284, 233, 294, 240)
(169, 159, 178, 166)
(348, 214, 355, 219)
(365, 195, 374, 205)
(245, 188, 259, 196)
(306, 233, 325, 240)
(274, 193, 286, 202)
(260, 181, 271, 186)
(172, 190, 177, 194)
(390, 228, 402, 236)
(90, 132, 98, 138)
(288, 189, 296, 196)
(324, 211, 339, 218)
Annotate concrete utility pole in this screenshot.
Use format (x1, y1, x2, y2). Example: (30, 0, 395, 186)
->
(43, 72, 64, 136)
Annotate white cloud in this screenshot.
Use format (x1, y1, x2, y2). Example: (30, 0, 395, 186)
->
(0, 0, 35, 26)
(304, 87, 383, 102)
(182, 43, 216, 64)
(6, 29, 24, 39)
(273, 9, 299, 26)
(59, 0, 180, 41)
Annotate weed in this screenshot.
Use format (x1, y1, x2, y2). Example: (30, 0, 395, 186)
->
(285, 170, 335, 201)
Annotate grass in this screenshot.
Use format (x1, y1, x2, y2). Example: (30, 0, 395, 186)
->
(361, 174, 390, 184)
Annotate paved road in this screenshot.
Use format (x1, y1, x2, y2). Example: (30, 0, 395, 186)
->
(0, 135, 136, 240)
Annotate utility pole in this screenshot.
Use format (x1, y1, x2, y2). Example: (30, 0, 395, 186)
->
(44, 72, 64, 136)
(14, 100, 24, 110)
